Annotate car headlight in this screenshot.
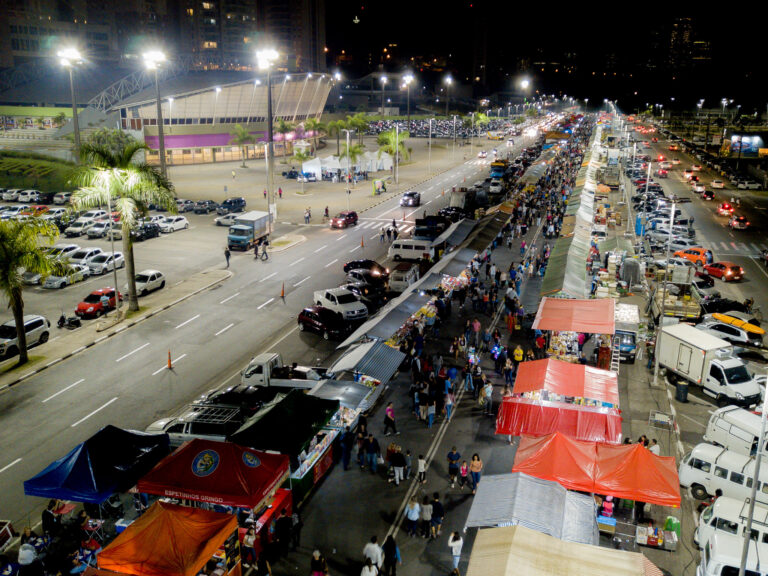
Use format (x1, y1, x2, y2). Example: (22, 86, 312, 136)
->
(736, 393, 744, 400)
(87, 307, 94, 312)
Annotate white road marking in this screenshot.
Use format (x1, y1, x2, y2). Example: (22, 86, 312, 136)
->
(260, 272, 277, 282)
(0, 458, 22, 474)
(258, 297, 275, 310)
(293, 276, 311, 287)
(402, 226, 413, 234)
(171, 353, 187, 364)
(116, 342, 150, 362)
(370, 233, 380, 240)
(215, 323, 234, 336)
(678, 412, 706, 429)
(42, 379, 84, 403)
(71, 397, 118, 427)
(314, 244, 327, 253)
(349, 246, 360, 253)
(289, 257, 305, 267)
(173, 280, 184, 286)
(175, 314, 200, 329)
(325, 259, 338, 268)
(335, 234, 347, 241)
(220, 292, 240, 303)
(151, 365, 167, 376)
(425, 200, 433, 205)
(750, 257, 768, 280)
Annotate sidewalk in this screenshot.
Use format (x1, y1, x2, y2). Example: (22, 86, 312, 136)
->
(0, 267, 232, 391)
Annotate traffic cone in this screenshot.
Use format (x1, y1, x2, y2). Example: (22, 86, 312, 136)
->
(442, 189, 445, 196)
(167, 349, 172, 369)
(281, 282, 285, 299)
(361, 236, 365, 249)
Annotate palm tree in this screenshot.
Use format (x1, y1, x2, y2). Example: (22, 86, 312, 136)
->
(327, 119, 347, 155)
(0, 219, 65, 365)
(274, 119, 294, 163)
(475, 112, 491, 127)
(53, 112, 67, 128)
(229, 124, 255, 168)
(73, 142, 176, 313)
(377, 128, 410, 162)
(303, 118, 326, 154)
(339, 143, 364, 184)
(292, 150, 313, 195)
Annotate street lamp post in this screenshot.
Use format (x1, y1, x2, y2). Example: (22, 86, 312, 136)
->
(452, 114, 457, 162)
(444, 75, 452, 116)
(57, 48, 82, 161)
(143, 50, 167, 177)
(428, 118, 433, 177)
(257, 48, 279, 225)
(403, 74, 413, 131)
(342, 129, 354, 205)
(470, 112, 475, 157)
(380, 75, 387, 115)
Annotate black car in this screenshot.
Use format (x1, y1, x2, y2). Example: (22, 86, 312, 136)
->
(297, 306, 350, 340)
(345, 269, 388, 298)
(131, 222, 161, 241)
(37, 191, 57, 204)
(342, 259, 389, 278)
(282, 169, 300, 179)
(194, 200, 219, 214)
(217, 197, 246, 215)
(54, 213, 78, 233)
(400, 191, 421, 207)
(699, 298, 749, 316)
(438, 206, 472, 222)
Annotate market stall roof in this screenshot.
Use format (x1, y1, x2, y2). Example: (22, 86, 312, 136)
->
(308, 379, 373, 412)
(495, 397, 622, 444)
(97, 502, 237, 576)
(464, 473, 598, 545)
(431, 219, 475, 248)
(532, 297, 615, 334)
(512, 433, 681, 507)
(513, 358, 619, 406)
(441, 247, 476, 277)
(328, 340, 405, 384)
(24, 426, 170, 504)
(229, 390, 339, 458)
(137, 439, 289, 509)
(465, 525, 663, 576)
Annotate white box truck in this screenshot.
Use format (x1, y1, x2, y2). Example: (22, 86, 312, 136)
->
(658, 323, 761, 407)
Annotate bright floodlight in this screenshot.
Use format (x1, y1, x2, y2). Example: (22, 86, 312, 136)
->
(334, 71, 342, 81)
(57, 47, 82, 67)
(403, 73, 414, 85)
(143, 50, 166, 70)
(256, 48, 279, 70)
(381, 75, 388, 85)
(444, 75, 453, 85)
(520, 79, 530, 89)
(215, 87, 222, 93)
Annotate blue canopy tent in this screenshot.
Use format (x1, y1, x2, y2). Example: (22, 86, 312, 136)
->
(24, 426, 170, 503)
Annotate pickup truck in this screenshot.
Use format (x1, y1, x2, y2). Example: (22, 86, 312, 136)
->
(313, 288, 368, 321)
(241, 352, 327, 388)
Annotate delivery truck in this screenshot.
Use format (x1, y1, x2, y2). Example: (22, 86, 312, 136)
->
(658, 323, 761, 406)
(227, 210, 270, 250)
(241, 352, 328, 388)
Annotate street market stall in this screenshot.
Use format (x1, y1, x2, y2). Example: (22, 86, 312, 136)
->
(97, 502, 241, 576)
(512, 358, 619, 408)
(495, 397, 622, 443)
(465, 525, 664, 576)
(463, 473, 599, 545)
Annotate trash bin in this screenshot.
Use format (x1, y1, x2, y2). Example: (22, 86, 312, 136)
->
(675, 381, 689, 402)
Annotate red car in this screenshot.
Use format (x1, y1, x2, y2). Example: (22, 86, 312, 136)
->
(75, 288, 123, 318)
(717, 202, 734, 216)
(703, 262, 744, 282)
(330, 211, 358, 229)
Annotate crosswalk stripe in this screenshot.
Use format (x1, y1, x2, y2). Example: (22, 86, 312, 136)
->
(738, 243, 748, 251)
(751, 243, 761, 252)
(402, 226, 413, 234)
(721, 242, 730, 250)
(731, 242, 738, 250)
(361, 221, 375, 229)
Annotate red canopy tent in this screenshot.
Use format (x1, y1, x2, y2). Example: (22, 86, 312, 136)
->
(98, 501, 239, 576)
(512, 358, 619, 407)
(512, 433, 681, 507)
(137, 439, 289, 510)
(495, 397, 622, 444)
(532, 297, 615, 334)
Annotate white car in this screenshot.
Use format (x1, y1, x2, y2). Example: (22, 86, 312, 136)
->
(80, 209, 108, 222)
(129, 269, 165, 296)
(53, 192, 72, 205)
(86, 221, 112, 238)
(43, 264, 90, 289)
(692, 183, 706, 194)
(671, 158, 681, 165)
(2, 189, 22, 201)
(17, 190, 40, 203)
(1, 205, 29, 219)
(711, 179, 725, 189)
(215, 213, 238, 226)
(160, 216, 189, 233)
(88, 251, 125, 275)
(68, 247, 104, 266)
(738, 180, 761, 190)
(489, 183, 504, 194)
(141, 215, 165, 225)
(691, 164, 702, 171)
(42, 207, 67, 219)
(48, 244, 80, 260)
(64, 219, 95, 237)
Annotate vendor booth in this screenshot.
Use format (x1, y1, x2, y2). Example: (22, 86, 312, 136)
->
(463, 473, 599, 545)
(229, 390, 339, 504)
(512, 433, 681, 507)
(495, 398, 622, 443)
(97, 502, 241, 576)
(465, 525, 664, 576)
(512, 358, 619, 408)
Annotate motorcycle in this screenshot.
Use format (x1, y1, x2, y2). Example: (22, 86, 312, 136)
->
(57, 313, 81, 330)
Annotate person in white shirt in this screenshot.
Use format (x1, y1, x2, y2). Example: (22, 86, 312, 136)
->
(363, 535, 383, 568)
(448, 532, 464, 574)
(649, 438, 661, 456)
(360, 558, 378, 576)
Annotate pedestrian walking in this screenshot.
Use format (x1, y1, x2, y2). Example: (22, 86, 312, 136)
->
(363, 536, 383, 569)
(224, 247, 231, 268)
(304, 209, 311, 224)
(404, 449, 412, 479)
(448, 532, 464, 575)
(341, 426, 354, 470)
(381, 535, 401, 576)
(361, 559, 377, 576)
(445, 389, 454, 421)
(232, 170, 236, 179)
(263, 189, 267, 199)
(380, 227, 386, 243)
(426, 401, 436, 429)
(390, 446, 406, 486)
(483, 379, 493, 415)
(405, 498, 420, 537)
(278, 187, 282, 199)
(290, 510, 302, 550)
(386, 227, 392, 241)
(469, 454, 484, 494)
(417, 454, 427, 484)
(446, 447, 461, 487)
(420, 496, 433, 538)
(310, 550, 329, 576)
(383, 402, 399, 435)
(430, 493, 444, 539)
(392, 226, 399, 241)
(458, 461, 469, 490)
(363, 434, 381, 473)
(100, 293, 110, 317)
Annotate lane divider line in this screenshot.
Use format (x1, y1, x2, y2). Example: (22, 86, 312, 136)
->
(174, 314, 200, 330)
(71, 397, 118, 427)
(215, 323, 234, 336)
(115, 342, 149, 362)
(42, 379, 84, 403)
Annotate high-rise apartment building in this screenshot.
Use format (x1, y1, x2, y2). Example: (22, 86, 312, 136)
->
(259, 0, 326, 72)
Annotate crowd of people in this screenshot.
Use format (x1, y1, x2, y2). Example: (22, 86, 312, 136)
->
(366, 118, 513, 140)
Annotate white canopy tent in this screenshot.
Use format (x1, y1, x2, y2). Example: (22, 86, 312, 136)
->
(321, 155, 342, 171)
(302, 157, 322, 178)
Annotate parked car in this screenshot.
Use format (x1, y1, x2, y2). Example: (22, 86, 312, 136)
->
(215, 213, 238, 226)
(17, 190, 40, 203)
(75, 288, 123, 318)
(703, 262, 744, 282)
(86, 221, 112, 238)
(88, 251, 125, 275)
(216, 197, 246, 215)
(711, 179, 725, 189)
(2, 189, 22, 201)
(342, 259, 389, 277)
(48, 243, 80, 260)
(400, 191, 421, 207)
(737, 180, 761, 190)
(131, 222, 161, 241)
(0, 315, 50, 359)
(176, 199, 195, 212)
(697, 319, 763, 347)
(282, 169, 300, 179)
(296, 172, 317, 183)
(345, 269, 388, 298)
(159, 216, 189, 233)
(330, 211, 358, 229)
(729, 215, 749, 230)
(1, 205, 30, 219)
(193, 200, 218, 214)
(53, 192, 72, 204)
(297, 306, 351, 340)
(43, 264, 90, 289)
(68, 247, 104, 266)
(130, 269, 165, 296)
(64, 219, 94, 237)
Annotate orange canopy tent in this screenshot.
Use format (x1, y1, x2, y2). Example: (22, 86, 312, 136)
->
(532, 297, 615, 334)
(97, 502, 239, 576)
(512, 358, 619, 407)
(512, 433, 681, 507)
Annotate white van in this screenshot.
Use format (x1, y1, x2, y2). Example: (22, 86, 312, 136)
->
(389, 263, 420, 293)
(388, 239, 435, 262)
(695, 496, 768, 549)
(679, 443, 768, 503)
(698, 531, 768, 576)
(704, 406, 766, 456)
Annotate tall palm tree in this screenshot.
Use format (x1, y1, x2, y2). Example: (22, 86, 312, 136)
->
(303, 118, 326, 154)
(377, 128, 410, 162)
(229, 124, 255, 168)
(326, 119, 347, 155)
(346, 113, 368, 145)
(73, 141, 176, 313)
(292, 150, 313, 195)
(274, 119, 294, 163)
(339, 143, 364, 184)
(0, 219, 65, 365)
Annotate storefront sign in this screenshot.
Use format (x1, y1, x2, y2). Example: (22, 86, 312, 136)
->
(312, 447, 334, 484)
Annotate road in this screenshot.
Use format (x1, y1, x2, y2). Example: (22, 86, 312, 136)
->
(0, 135, 534, 527)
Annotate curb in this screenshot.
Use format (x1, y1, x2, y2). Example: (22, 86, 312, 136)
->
(270, 235, 307, 253)
(0, 270, 233, 393)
